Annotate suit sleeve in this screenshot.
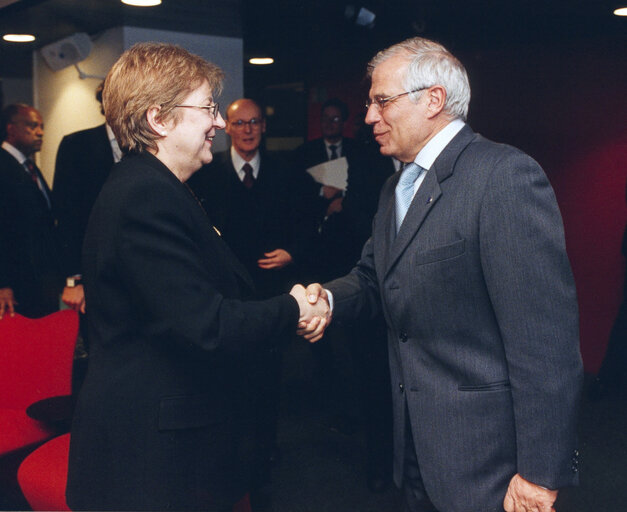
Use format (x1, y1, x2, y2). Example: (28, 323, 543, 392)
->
(324, 176, 396, 321)
(114, 177, 299, 354)
(0, 172, 15, 289)
(283, 166, 320, 265)
(479, 150, 583, 488)
(53, 135, 83, 276)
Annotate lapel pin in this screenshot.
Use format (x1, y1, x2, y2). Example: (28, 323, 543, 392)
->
(427, 196, 433, 204)
(213, 226, 222, 236)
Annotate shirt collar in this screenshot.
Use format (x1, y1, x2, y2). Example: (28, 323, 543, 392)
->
(230, 146, 260, 179)
(1, 141, 27, 164)
(324, 138, 342, 153)
(105, 124, 123, 163)
(414, 118, 465, 171)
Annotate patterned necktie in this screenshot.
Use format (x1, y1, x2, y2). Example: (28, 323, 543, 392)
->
(242, 163, 254, 189)
(24, 159, 40, 185)
(328, 144, 338, 160)
(395, 162, 423, 233)
(24, 158, 51, 208)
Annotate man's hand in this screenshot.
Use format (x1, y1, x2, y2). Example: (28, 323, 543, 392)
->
(0, 287, 17, 319)
(294, 283, 332, 343)
(258, 249, 293, 270)
(503, 474, 558, 512)
(290, 284, 330, 343)
(61, 284, 86, 314)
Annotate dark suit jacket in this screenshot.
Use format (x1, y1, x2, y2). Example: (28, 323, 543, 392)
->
(66, 152, 299, 511)
(52, 124, 114, 277)
(187, 150, 316, 298)
(317, 141, 394, 281)
(295, 136, 360, 171)
(326, 125, 583, 511)
(0, 147, 62, 317)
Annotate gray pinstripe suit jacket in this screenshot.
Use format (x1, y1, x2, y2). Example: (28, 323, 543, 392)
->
(326, 124, 582, 511)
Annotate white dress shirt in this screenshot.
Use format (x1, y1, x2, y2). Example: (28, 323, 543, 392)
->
(230, 146, 260, 181)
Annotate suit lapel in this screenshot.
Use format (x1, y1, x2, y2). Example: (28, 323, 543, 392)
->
(384, 169, 441, 276)
(32, 164, 53, 201)
(94, 124, 115, 168)
(382, 125, 476, 277)
(146, 152, 257, 293)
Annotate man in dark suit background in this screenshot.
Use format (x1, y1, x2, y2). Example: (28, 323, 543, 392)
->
(187, 98, 316, 507)
(295, 100, 396, 491)
(53, 82, 121, 316)
(295, 97, 360, 243)
(304, 37, 583, 512)
(0, 103, 63, 318)
(297, 97, 359, 169)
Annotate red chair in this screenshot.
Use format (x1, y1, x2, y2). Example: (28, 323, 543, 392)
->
(0, 310, 79, 459)
(18, 433, 71, 511)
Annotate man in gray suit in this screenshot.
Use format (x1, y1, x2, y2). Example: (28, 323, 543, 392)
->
(302, 37, 583, 512)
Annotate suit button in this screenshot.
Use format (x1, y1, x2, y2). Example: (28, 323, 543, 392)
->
(399, 383, 404, 393)
(399, 332, 408, 343)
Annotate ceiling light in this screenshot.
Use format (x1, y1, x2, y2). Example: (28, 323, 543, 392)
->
(3, 34, 36, 42)
(121, 0, 162, 6)
(249, 57, 274, 65)
(614, 7, 627, 16)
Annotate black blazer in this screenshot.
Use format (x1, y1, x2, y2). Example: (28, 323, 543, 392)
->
(0, 147, 62, 317)
(317, 141, 395, 280)
(293, 137, 361, 216)
(66, 152, 299, 511)
(52, 124, 114, 277)
(295, 136, 360, 171)
(188, 150, 317, 297)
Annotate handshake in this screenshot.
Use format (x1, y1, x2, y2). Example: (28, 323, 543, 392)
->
(289, 284, 330, 343)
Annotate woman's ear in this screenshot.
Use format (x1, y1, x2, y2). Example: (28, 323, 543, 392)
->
(146, 106, 168, 137)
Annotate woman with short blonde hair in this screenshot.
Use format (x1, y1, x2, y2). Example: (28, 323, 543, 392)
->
(66, 42, 327, 512)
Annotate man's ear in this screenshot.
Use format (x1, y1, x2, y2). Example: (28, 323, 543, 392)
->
(425, 85, 447, 119)
(146, 106, 169, 137)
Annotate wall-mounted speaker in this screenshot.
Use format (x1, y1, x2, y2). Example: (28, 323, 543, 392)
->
(40, 33, 92, 71)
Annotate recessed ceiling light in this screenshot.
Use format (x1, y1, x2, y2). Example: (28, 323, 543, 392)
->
(614, 7, 627, 16)
(3, 34, 36, 43)
(249, 57, 274, 65)
(121, 0, 162, 6)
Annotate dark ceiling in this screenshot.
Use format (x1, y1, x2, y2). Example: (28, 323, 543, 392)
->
(0, 0, 625, 83)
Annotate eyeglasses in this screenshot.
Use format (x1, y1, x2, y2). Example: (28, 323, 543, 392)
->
(321, 116, 342, 124)
(174, 103, 220, 118)
(365, 88, 429, 111)
(229, 118, 263, 129)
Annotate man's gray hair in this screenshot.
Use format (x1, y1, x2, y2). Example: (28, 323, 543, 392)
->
(368, 37, 471, 121)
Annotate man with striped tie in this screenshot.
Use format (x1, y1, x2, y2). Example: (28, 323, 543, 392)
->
(0, 104, 63, 318)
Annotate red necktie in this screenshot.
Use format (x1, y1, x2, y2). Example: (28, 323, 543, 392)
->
(242, 163, 254, 189)
(24, 158, 51, 208)
(24, 159, 40, 185)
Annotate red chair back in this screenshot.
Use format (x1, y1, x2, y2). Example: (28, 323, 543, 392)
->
(0, 311, 79, 409)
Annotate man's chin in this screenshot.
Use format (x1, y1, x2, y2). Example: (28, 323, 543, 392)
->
(378, 145, 393, 156)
